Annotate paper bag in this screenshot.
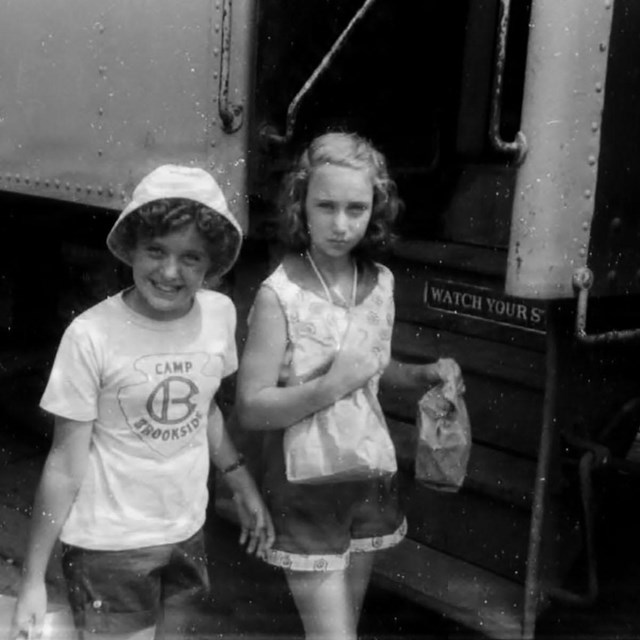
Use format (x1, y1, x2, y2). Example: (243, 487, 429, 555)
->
(284, 385, 397, 484)
(415, 378, 471, 492)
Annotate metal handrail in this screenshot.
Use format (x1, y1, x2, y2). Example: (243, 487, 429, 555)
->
(522, 303, 559, 639)
(261, 0, 379, 146)
(489, 0, 528, 164)
(573, 268, 640, 344)
(219, 0, 244, 133)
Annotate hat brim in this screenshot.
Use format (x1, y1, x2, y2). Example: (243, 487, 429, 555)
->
(106, 198, 243, 278)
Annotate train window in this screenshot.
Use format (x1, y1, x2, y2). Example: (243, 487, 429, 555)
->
(252, 0, 531, 251)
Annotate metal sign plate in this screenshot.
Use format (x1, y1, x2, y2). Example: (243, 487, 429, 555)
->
(424, 278, 546, 332)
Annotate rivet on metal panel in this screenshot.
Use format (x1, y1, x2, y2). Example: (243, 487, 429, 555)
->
(76, 184, 82, 192)
(595, 82, 603, 93)
(579, 248, 587, 258)
(604, 0, 612, 9)
(24, 177, 30, 184)
(97, 186, 103, 195)
(108, 187, 115, 197)
(98, 107, 104, 116)
(599, 42, 607, 52)
(213, 71, 219, 79)
(98, 149, 104, 156)
(215, 23, 220, 32)
(55, 179, 61, 188)
(65, 182, 71, 190)
(214, 47, 220, 56)
(584, 189, 592, 199)
(591, 121, 599, 133)
(86, 185, 92, 194)
(587, 155, 597, 166)
(44, 179, 50, 188)
(15, 174, 20, 183)
(582, 221, 590, 232)
(210, 140, 217, 147)
(34, 178, 40, 186)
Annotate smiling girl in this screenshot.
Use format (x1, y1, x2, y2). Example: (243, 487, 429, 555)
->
(11, 165, 274, 640)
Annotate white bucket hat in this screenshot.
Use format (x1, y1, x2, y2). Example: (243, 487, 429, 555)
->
(107, 164, 243, 277)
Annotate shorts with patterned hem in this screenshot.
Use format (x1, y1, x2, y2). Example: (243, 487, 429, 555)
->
(262, 433, 406, 572)
(264, 518, 406, 571)
(61, 528, 209, 634)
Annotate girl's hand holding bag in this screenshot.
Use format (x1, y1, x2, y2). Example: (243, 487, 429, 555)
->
(415, 370, 471, 492)
(283, 316, 398, 485)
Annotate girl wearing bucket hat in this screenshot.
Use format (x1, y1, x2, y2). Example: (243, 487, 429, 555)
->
(12, 165, 274, 640)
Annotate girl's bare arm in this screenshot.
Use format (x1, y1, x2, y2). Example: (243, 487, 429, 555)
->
(12, 417, 93, 639)
(236, 287, 379, 431)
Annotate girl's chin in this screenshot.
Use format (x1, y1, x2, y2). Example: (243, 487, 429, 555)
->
(137, 290, 191, 319)
(313, 243, 352, 257)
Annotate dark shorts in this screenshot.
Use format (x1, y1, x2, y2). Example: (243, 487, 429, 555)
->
(262, 433, 406, 571)
(61, 528, 209, 635)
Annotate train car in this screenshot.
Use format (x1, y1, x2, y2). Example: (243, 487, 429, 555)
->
(1, 1, 639, 638)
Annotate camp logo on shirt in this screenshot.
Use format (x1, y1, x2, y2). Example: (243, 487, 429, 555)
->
(118, 352, 215, 456)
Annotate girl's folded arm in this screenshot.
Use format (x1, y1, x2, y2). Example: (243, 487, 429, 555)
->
(236, 286, 342, 431)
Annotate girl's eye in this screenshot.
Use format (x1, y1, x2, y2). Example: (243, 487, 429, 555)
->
(347, 204, 370, 217)
(317, 201, 335, 210)
(145, 246, 164, 258)
(182, 254, 202, 266)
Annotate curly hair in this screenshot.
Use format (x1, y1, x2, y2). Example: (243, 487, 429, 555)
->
(117, 198, 240, 276)
(278, 132, 400, 260)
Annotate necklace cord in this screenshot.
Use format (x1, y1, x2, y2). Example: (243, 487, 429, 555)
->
(306, 251, 357, 308)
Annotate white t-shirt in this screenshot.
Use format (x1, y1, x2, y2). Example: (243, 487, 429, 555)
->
(40, 289, 237, 550)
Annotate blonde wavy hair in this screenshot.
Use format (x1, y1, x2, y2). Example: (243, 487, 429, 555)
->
(278, 132, 400, 259)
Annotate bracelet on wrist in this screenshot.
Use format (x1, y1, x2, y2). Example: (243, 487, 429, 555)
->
(221, 454, 246, 475)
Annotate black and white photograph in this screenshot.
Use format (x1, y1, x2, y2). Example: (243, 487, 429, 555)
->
(0, 1, 639, 639)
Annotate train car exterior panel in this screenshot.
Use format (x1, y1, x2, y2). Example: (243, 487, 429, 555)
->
(506, 0, 614, 300)
(0, 0, 255, 227)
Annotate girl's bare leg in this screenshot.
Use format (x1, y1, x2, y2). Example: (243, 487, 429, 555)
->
(346, 551, 375, 622)
(286, 569, 357, 640)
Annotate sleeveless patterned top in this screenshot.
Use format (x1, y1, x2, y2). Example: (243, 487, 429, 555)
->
(262, 261, 395, 395)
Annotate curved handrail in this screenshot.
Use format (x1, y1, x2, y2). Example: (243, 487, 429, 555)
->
(573, 268, 640, 344)
(489, 0, 528, 164)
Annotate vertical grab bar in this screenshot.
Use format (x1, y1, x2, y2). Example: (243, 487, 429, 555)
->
(522, 303, 559, 640)
(219, 0, 244, 133)
(489, 0, 528, 164)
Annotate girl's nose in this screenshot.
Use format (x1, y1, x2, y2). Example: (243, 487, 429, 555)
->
(161, 255, 180, 278)
(333, 210, 349, 233)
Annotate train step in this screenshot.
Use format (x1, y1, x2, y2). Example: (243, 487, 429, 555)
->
(373, 538, 528, 640)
